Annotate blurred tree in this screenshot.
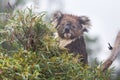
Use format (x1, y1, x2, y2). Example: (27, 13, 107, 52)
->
(47, 0, 64, 12)
(85, 35, 101, 64)
(38, 0, 64, 13)
(0, 0, 24, 12)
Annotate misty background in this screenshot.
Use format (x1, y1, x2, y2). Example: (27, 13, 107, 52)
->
(0, 0, 120, 79)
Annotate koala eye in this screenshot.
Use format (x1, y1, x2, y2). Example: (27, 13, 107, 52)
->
(61, 24, 64, 26)
(72, 26, 76, 28)
(66, 23, 71, 26)
(80, 25, 83, 28)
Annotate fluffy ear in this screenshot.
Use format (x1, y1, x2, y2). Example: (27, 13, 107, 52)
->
(79, 16, 91, 32)
(51, 11, 63, 22)
(51, 11, 63, 28)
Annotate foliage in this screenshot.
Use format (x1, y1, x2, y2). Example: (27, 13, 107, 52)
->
(0, 50, 112, 80)
(2, 8, 53, 52)
(0, 9, 112, 80)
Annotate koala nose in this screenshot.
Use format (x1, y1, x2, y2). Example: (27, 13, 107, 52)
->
(64, 28, 70, 33)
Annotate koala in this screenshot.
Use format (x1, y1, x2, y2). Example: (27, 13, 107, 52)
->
(51, 11, 91, 64)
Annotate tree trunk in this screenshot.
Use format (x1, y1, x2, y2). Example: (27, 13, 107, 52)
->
(101, 31, 120, 71)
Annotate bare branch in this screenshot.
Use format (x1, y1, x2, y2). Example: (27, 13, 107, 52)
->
(101, 31, 120, 71)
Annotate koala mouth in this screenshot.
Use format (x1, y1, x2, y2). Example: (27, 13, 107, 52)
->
(63, 33, 72, 39)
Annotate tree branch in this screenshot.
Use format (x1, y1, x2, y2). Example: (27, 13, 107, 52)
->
(101, 31, 120, 71)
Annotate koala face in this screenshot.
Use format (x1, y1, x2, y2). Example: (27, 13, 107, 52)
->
(51, 11, 91, 40)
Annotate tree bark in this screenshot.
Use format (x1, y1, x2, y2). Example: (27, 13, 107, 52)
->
(101, 31, 120, 71)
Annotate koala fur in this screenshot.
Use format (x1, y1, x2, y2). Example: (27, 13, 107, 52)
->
(51, 11, 91, 64)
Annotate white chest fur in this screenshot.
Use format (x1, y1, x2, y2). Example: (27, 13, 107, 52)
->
(53, 32, 75, 49)
(59, 39, 75, 49)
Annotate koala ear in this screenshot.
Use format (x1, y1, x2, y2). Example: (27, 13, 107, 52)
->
(53, 11, 63, 19)
(51, 11, 63, 22)
(79, 16, 91, 32)
(79, 16, 91, 26)
(51, 11, 63, 28)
